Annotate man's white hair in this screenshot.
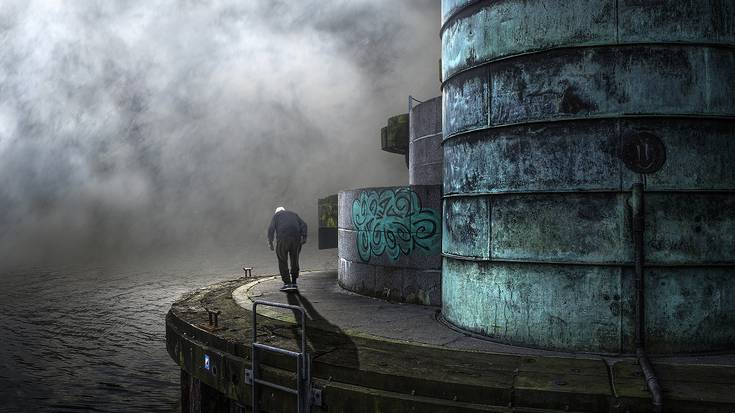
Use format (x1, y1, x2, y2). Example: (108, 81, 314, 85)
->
(274, 206, 286, 214)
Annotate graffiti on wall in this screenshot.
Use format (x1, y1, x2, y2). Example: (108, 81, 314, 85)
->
(351, 188, 440, 262)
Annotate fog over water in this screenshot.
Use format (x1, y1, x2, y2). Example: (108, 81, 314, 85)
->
(0, 1, 440, 411)
(0, 247, 337, 412)
(0, 0, 440, 269)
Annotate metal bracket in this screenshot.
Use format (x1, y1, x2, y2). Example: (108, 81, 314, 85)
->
(408, 95, 423, 113)
(205, 308, 221, 327)
(311, 388, 322, 407)
(246, 366, 323, 408)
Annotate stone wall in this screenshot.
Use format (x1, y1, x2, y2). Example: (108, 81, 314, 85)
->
(338, 186, 442, 305)
(409, 96, 442, 185)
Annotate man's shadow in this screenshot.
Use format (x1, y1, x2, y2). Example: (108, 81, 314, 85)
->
(286, 292, 360, 380)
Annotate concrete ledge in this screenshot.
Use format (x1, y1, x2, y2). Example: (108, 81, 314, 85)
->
(338, 258, 441, 306)
(166, 271, 735, 413)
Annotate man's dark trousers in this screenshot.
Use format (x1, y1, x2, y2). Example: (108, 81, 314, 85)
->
(276, 236, 302, 284)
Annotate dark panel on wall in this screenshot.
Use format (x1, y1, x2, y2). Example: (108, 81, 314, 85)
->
(318, 194, 338, 250)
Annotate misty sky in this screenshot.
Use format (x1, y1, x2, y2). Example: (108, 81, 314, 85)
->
(0, 0, 441, 268)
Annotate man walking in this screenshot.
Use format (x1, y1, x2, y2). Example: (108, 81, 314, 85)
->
(267, 206, 307, 292)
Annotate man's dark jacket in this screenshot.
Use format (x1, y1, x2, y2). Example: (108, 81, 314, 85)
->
(268, 210, 307, 244)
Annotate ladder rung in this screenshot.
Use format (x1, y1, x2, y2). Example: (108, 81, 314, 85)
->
(253, 343, 301, 358)
(253, 378, 299, 395)
(251, 300, 309, 413)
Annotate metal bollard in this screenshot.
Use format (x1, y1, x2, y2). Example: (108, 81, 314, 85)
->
(205, 308, 221, 327)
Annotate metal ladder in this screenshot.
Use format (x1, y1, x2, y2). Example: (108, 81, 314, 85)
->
(246, 300, 321, 413)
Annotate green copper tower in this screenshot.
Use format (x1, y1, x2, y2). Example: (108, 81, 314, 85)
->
(440, 0, 735, 353)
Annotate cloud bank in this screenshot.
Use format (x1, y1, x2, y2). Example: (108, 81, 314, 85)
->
(0, 0, 441, 268)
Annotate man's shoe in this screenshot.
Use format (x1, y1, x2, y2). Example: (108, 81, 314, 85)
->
(279, 284, 290, 292)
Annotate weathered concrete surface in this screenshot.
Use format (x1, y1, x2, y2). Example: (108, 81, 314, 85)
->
(410, 96, 443, 185)
(441, 0, 735, 80)
(338, 228, 442, 269)
(338, 186, 442, 231)
(442, 259, 633, 353)
(444, 119, 735, 195)
(489, 193, 629, 264)
(443, 46, 735, 137)
(442, 196, 491, 259)
(441, 0, 735, 353)
(338, 258, 441, 306)
(444, 191, 735, 267)
(338, 186, 443, 306)
(442, 67, 490, 137)
(643, 193, 735, 265)
(166, 271, 735, 412)
(442, 0, 616, 79)
(443, 120, 620, 195)
(645, 267, 735, 353)
(441, 0, 474, 24)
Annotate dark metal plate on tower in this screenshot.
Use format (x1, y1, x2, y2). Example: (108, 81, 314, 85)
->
(381, 113, 409, 155)
(621, 132, 666, 174)
(318, 194, 338, 249)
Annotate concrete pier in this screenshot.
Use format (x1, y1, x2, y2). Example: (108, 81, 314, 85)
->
(166, 271, 735, 412)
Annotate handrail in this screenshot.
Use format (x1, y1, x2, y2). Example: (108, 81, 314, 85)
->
(250, 300, 311, 412)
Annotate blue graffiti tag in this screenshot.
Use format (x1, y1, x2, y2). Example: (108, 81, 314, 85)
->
(351, 188, 440, 262)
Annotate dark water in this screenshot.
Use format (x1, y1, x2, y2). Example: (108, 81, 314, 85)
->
(0, 245, 337, 412)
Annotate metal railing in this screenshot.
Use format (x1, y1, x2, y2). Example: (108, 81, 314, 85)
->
(247, 300, 318, 413)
